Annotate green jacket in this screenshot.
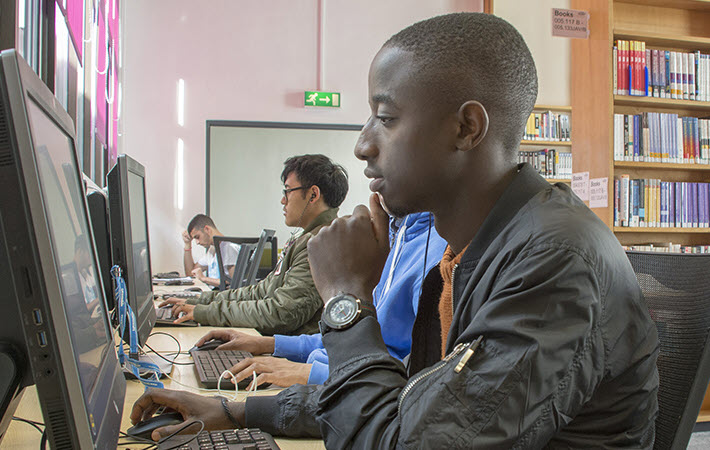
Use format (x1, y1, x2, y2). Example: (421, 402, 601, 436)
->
(187, 208, 338, 335)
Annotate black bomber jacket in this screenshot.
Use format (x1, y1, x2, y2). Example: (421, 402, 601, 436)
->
(246, 163, 659, 449)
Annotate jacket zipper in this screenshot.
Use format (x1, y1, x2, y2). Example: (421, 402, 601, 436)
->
(398, 264, 461, 414)
(398, 341, 468, 414)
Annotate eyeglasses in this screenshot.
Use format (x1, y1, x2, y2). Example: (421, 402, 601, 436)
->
(282, 186, 307, 198)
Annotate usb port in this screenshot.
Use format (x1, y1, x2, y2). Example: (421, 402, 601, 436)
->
(37, 331, 47, 347)
(32, 309, 42, 325)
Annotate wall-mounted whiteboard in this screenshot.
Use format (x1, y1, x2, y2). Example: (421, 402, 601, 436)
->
(207, 121, 370, 248)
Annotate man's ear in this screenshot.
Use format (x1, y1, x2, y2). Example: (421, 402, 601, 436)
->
(309, 185, 321, 203)
(455, 100, 489, 151)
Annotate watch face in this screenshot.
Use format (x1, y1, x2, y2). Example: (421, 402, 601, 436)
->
(327, 297, 358, 326)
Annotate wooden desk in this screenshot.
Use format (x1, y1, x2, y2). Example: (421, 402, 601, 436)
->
(3, 324, 324, 449)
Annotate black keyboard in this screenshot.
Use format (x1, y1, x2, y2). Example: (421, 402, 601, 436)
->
(154, 306, 199, 327)
(191, 349, 257, 390)
(158, 428, 280, 450)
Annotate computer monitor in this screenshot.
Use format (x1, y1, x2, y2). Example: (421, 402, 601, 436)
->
(107, 154, 156, 346)
(0, 49, 124, 448)
(85, 180, 114, 311)
(244, 229, 276, 286)
(213, 236, 259, 290)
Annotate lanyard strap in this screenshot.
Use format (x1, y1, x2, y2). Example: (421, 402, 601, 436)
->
(111, 266, 164, 389)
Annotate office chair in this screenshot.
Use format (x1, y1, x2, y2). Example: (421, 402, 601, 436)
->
(213, 236, 259, 291)
(243, 229, 276, 286)
(626, 251, 710, 450)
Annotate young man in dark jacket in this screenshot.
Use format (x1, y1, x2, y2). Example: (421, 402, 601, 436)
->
(132, 13, 659, 447)
(162, 154, 348, 335)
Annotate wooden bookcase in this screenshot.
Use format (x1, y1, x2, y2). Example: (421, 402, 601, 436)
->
(570, 0, 710, 422)
(520, 105, 573, 183)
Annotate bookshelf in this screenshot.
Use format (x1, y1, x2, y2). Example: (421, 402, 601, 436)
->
(571, 0, 710, 422)
(520, 105, 573, 183)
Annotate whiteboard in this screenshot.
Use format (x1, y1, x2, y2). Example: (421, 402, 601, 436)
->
(207, 122, 371, 248)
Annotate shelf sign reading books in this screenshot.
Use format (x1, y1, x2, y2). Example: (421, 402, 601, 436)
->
(572, 172, 590, 201)
(304, 91, 341, 108)
(590, 177, 609, 209)
(551, 8, 589, 39)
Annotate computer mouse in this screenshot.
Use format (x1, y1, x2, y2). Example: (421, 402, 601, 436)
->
(189, 338, 228, 352)
(185, 287, 203, 292)
(126, 411, 184, 440)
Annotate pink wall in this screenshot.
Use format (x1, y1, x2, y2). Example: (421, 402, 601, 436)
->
(121, 0, 484, 271)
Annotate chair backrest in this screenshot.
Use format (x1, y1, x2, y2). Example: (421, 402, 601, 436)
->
(626, 251, 710, 450)
(243, 229, 276, 287)
(213, 236, 259, 290)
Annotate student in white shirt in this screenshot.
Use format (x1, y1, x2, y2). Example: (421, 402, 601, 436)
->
(183, 214, 239, 288)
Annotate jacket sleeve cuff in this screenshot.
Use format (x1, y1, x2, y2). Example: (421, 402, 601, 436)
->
(191, 304, 210, 324)
(187, 291, 213, 305)
(307, 360, 329, 385)
(273, 334, 323, 363)
(322, 316, 389, 368)
(244, 395, 281, 434)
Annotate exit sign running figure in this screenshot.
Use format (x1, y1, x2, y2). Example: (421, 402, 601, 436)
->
(305, 91, 341, 107)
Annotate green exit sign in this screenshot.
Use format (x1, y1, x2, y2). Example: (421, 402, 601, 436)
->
(304, 91, 341, 107)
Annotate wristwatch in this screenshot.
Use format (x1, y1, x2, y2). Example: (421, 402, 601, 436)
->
(319, 293, 376, 334)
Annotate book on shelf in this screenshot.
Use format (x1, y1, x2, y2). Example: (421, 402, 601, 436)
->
(518, 149, 572, 180)
(613, 40, 710, 102)
(615, 176, 710, 229)
(613, 113, 709, 163)
(622, 243, 710, 254)
(523, 111, 570, 142)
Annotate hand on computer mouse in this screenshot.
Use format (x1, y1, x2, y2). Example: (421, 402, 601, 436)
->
(189, 338, 228, 352)
(195, 330, 275, 355)
(131, 388, 243, 440)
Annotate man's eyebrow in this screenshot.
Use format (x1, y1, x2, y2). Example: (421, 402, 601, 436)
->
(371, 93, 398, 108)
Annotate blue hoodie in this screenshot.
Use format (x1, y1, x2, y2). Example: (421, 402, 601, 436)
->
(272, 212, 448, 384)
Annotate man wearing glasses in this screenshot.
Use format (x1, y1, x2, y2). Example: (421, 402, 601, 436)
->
(163, 154, 348, 336)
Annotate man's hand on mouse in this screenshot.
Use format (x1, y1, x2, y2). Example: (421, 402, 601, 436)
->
(195, 330, 275, 355)
(226, 356, 311, 388)
(131, 388, 243, 441)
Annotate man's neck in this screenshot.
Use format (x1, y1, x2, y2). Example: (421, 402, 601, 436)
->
(433, 163, 517, 254)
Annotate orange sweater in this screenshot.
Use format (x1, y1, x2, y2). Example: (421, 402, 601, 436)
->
(438, 244, 469, 358)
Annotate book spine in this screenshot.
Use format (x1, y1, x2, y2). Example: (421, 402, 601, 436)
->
(631, 180, 639, 227)
(614, 178, 620, 227)
(638, 178, 647, 227)
(632, 115, 641, 161)
(667, 181, 673, 227)
(660, 181, 668, 227)
(690, 183, 698, 228)
(683, 52, 690, 100)
(652, 48, 659, 97)
(686, 53, 697, 100)
(621, 174, 630, 227)
(613, 46, 618, 95)
(664, 51, 671, 98)
(673, 181, 683, 228)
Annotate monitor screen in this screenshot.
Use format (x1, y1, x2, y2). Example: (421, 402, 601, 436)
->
(0, 49, 124, 448)
(27, 99, 111, 398)
(128, 171, 152, 313)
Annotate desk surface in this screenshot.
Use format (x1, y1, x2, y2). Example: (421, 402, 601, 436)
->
(3, 296, 325, 449)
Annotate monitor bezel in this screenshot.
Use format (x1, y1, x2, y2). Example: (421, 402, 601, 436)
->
(0, 49, 124, 448)
(107, 153, 157, 346)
